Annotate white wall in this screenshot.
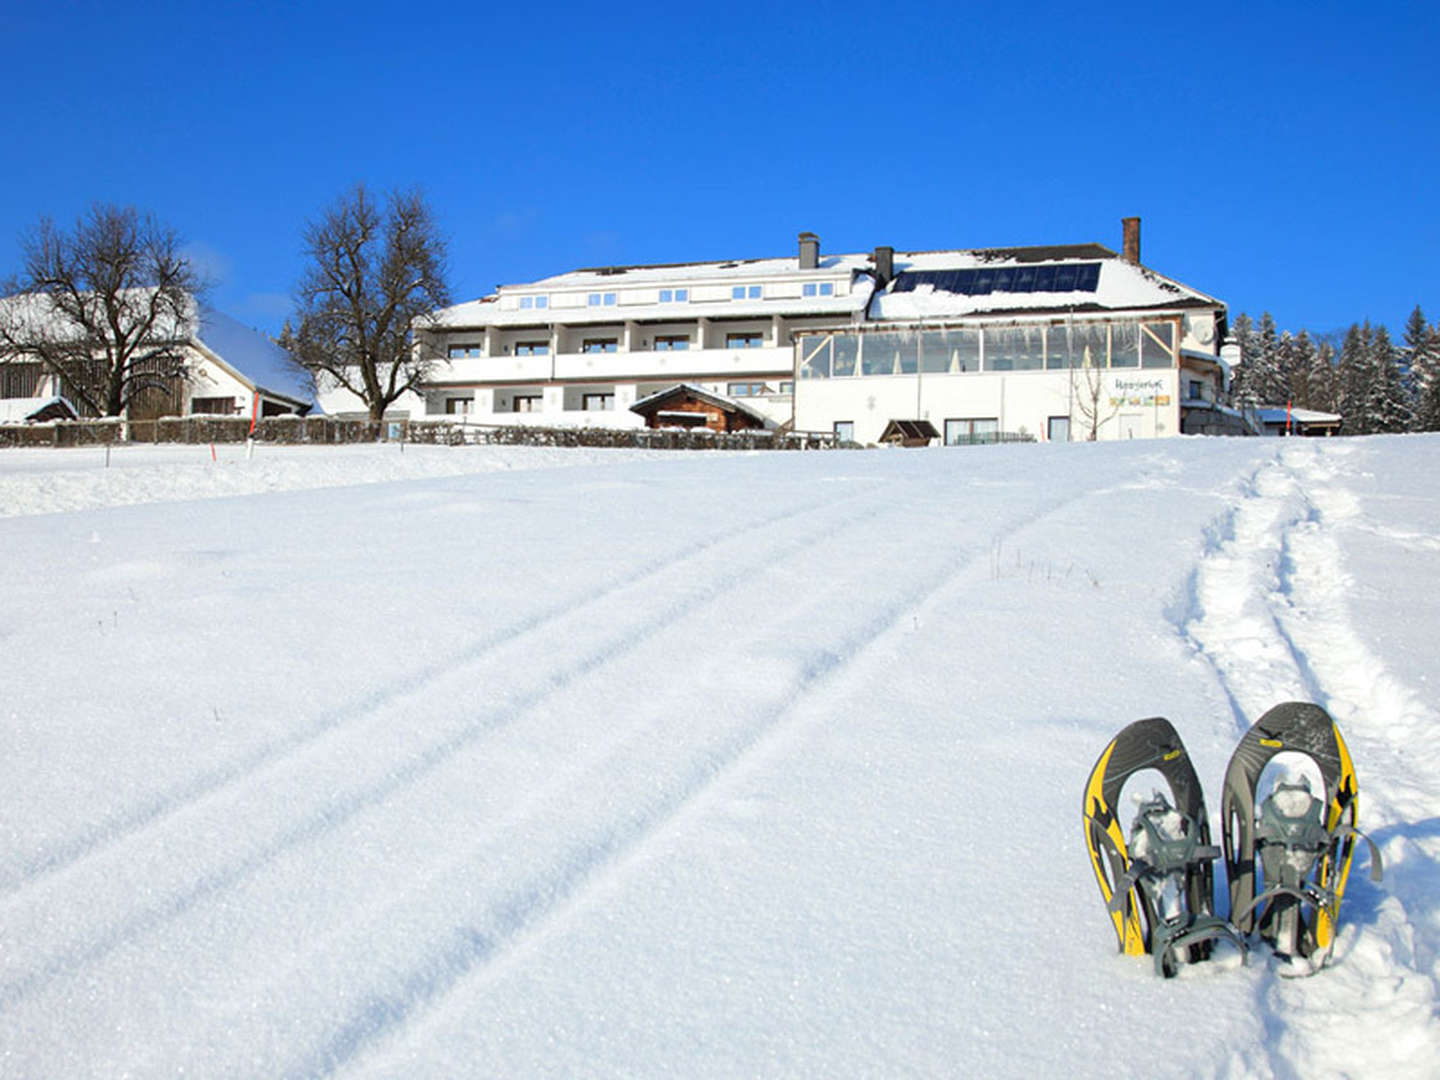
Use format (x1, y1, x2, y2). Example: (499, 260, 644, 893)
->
(793, 368, 1180, 444)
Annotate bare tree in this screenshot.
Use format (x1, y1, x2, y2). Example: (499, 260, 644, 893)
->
(0, 204, 204, 417)
(281, 186, 450, 422)
(1070, 346, 1119, 441)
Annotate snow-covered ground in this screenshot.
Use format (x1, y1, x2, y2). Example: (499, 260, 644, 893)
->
(1, 436, 1436, 1078)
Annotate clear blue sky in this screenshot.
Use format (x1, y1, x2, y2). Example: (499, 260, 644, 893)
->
(3, 1, 1435, 340)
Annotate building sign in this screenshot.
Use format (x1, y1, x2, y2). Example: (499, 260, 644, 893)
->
(1110, 377, 1171, 408)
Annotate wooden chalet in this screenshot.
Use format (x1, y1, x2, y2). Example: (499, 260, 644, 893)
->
(629, 383, 771, 433)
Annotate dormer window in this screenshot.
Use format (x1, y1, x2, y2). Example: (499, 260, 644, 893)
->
(802, 283, 835, 297)
(518, 295, 549, 310)
(588, 292, 618, 307)
(731, 285, 763, 300)
(658, 288, 689, 303)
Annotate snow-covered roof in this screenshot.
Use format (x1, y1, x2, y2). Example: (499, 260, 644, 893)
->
(195, 308, 311, 405)
(0, 396, 76, 423)
(1256, 407, 1342, 424)
(1, 290, 311, 406)
(869, 250, 1222, 321)
(629, 382, 772, 427)
(431, 242, 1222, 332)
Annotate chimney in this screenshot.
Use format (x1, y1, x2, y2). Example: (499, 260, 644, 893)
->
(873, 245, 894, 287)
(1121, 216, 1141, 265)
(798, 231, 819, 270)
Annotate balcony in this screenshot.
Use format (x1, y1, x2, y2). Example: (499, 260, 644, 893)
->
(553, 345, 791, 381)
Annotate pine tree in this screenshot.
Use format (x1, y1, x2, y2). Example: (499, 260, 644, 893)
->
(1404, 305, 1440, 431)
(1306, 338, 1339, 414)
(1366, 325, 1412, 433)
(1231, 311, 1285, 407)
(1338, 322, 1371, 433)
(1229, 312, 1258, 406)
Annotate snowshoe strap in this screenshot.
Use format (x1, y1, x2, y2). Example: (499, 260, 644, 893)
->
(1232, 881, 1332, 928)
(1152, 916, 1247, 977)
(1332, 824, 1385, 883)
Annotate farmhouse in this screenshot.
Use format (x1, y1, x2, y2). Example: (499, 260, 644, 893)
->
(0, 296, 310, 422)
(316, 219, 1232, 444)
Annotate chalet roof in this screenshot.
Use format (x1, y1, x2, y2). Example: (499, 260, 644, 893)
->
(879, 419, 940, 442)
(629, 382, 771, 427)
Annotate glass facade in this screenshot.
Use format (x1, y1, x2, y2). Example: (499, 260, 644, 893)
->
(798, 319, 1177, 379)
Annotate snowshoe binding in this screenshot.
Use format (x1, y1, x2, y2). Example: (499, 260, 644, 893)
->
(1221, 702, 1383, 975)
(1084, 717, 1246, 977)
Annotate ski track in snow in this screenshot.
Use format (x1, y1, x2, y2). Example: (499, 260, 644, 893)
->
(1, 468, 1098, 1077)
(0, 480, 887, 897)
(0, 481, 898, 995)
(1180, 440, 1440, 1079)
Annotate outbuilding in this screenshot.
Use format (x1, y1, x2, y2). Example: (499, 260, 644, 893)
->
(630, 383, 771, 433)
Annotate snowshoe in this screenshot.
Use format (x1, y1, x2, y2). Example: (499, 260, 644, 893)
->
(1084, 717, 1246, 977)
(1221, 702, 1383, 973)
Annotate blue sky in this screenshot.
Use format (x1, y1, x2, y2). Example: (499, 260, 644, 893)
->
(3, 1, 1435, 340)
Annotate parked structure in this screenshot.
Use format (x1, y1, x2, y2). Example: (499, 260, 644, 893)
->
(0, 299, 310, 422)
(317, 220, 1230, 444)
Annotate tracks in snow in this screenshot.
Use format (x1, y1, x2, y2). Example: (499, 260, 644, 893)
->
(1179, 440, 1440, 1079)
(0, 473, 1094, 1077)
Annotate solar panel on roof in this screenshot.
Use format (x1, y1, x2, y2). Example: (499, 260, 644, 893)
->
(891, 262, 1102, 297)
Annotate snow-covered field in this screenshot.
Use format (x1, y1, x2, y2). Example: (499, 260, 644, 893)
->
(1, 436, 1437, 1078)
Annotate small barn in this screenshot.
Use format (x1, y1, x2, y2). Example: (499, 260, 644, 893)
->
(879, 419, 939, 447)
(630, 383, 771, 433)
(0, 396, 79, 424)
(1255, 406, 1342, 436)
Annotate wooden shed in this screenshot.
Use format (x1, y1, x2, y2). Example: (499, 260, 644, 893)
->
(629, 383, 771, 433)
(879, 419, 939, 447)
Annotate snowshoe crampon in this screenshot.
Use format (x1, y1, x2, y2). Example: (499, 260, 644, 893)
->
(1221, 702, 1383, 974)
(1084, 717, 1246, 977)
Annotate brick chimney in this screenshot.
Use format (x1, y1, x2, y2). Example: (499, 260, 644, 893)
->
(873, 245, 894, 287)
(798, 232, 819, 270)
(1121, 217, 1141, 265)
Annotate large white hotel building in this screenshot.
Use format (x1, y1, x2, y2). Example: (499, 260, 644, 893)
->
(317, 219, 1238, 444)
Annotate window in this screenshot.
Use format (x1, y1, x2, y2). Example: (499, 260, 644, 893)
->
(582, 393, 614, 411)
(654, 335, 690, 351)
(726, 332, 763, 349)
(1, 362, 43, 398)
(588, 292, 617, 306)
(512, 395, 542, 412)
(1187, 380, 1205, 401)
(518, 295, 547, 310)
(514, 341, 549, 356)
(731, 285, 763, 300)
(190, 397, 236, 415)
(1047, 416, 1071, 443)
(945, 418, 1000, 445)
(445, 397, 473, 415)
(582, 338, 619, 353)
(802, 282, 835, 297)
(727, 382, 766, 397)
(833, 421, 855, 443)
(447, 344, 483, 359)
(1142, 321, 1176, 368)
(658, 288, 689, 303)
(778, 381, 794, 395)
